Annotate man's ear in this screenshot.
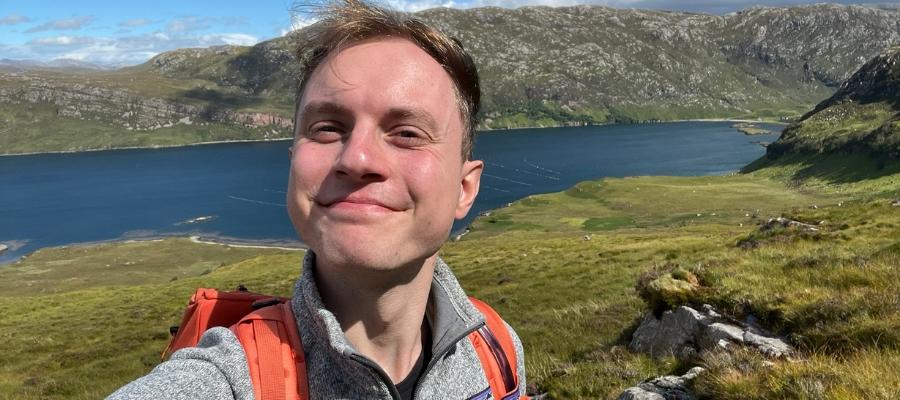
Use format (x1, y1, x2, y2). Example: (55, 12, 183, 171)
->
(455, 159, 483, 219)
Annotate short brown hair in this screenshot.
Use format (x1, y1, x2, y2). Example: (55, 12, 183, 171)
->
(293, 0, 480, 159)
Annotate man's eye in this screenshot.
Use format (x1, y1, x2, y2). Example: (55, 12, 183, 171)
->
(306, 124, 343, 142)
(389, 130, 429, 147)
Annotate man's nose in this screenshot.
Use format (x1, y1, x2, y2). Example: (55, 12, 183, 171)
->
(334, 125, 389, 181)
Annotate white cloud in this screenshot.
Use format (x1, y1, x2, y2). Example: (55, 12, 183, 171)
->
(0, 14, 30, 26)
(11, 29, 262, 66)
(166, 16, 212, 33)
(118, 18, 152, 28)
(28, 36, 95, 46)
(25, 16, 95, 33)
(384, 0, 458, 12)
(203, 33, 258, 46)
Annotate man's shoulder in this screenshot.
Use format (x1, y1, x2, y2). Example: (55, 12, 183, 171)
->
(106, 327, 253, 400)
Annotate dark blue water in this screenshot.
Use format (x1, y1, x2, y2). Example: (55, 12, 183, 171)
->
(0, 122, 782, 263)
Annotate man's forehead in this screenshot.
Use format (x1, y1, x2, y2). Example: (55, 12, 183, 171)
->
(297, 38, 462, 131)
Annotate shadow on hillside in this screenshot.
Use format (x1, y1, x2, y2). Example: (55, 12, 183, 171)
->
(742, 152, 900, 185)
(178, 87, 265, 109)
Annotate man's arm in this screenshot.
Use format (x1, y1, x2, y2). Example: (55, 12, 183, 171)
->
(106, 327, 254, 400)
(505, 321, 528, 397)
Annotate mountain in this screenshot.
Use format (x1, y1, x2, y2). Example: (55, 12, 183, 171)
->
(740, 46, 900, 199)
(0, 58, 114, 72)
(774, 45, 899, 158)
(1, 3, 900, 154)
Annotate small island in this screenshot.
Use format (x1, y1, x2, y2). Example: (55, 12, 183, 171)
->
(732, 122, 774, 135)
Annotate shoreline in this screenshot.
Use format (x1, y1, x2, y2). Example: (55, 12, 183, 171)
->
(0, 119, 787, 157)
(0, 234, 306, 266)
(0, 137, 295, 157)
(187, 235, 307, 251)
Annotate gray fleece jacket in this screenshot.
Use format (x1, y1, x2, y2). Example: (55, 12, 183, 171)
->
(108, 252, 527, 399)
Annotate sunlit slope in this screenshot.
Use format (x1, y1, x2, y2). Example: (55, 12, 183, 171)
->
(744, 45, 900, 195)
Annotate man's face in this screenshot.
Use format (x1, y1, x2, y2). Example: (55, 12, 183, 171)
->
(287, 38, 483, 271)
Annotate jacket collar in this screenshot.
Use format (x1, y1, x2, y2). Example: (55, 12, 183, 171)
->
(291, 251, 486, 359)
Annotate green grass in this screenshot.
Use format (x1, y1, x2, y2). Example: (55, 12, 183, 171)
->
(0, 238, 293, 296)
(0, 170, 897, 399)
(466, 175, 832, 239)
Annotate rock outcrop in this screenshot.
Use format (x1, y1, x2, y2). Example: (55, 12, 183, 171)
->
(617, 367, 705, 400)
(629, 305, 793, 360)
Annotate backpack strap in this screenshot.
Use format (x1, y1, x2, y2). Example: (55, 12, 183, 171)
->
(163, 288, 289, 360)
(229, 296, 524, 400)
(231, 302, 308, 400)
(467, 297, 525, 400)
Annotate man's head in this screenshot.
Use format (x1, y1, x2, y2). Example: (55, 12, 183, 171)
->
(286, 0, 483, 272)
(294, 0, 480, 159)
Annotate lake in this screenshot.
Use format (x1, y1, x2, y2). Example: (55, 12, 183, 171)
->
(0, 122, 782, 264)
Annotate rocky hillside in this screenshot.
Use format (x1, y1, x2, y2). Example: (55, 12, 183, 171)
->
(758, 45, 900, 162)
(1, 3, 899, 154)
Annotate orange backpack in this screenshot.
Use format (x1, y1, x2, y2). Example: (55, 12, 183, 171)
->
(164, 287, 526, 400)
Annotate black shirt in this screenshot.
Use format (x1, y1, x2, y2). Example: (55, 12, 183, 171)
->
(395, 324, 432, 400)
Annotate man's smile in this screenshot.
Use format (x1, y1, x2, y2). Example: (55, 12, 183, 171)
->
(315, 193, 405, 214)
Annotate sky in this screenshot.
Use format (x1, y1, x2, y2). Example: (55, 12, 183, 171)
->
(1, 0, 897, 66)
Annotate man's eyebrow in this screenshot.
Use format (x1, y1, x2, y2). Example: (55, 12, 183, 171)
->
(300, 101, 352, 119)
(385, 107, 439, 132)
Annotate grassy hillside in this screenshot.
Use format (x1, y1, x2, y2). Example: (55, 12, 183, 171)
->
(1, 171, 897, 399)
(744, 45, 900, 190)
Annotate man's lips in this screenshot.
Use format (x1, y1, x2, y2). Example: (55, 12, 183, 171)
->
(316, 196, 402, 211)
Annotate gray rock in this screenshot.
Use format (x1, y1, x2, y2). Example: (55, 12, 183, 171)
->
(617, 367, 705, 400)
(630, 307, 705, 359)
(701, 322, 745, 349)
(0, 243, 7, 253)
(630, 305, 793, 361)
(744, 330, 793, 358)
(618, 387, 665, 400)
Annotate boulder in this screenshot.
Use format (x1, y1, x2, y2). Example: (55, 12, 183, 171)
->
(630, 305, 793, 361)
(630, 306, 706, 359)
(763, 217, 819, 232)
(743, 330, 793, 358)
(0, 243, 7, 253)
(617, 367, 705, 400)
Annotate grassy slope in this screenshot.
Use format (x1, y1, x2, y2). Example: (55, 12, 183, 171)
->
(1, 171, 897, 399)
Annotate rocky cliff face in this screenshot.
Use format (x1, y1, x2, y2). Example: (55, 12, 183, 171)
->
(0, 72, 293, 131)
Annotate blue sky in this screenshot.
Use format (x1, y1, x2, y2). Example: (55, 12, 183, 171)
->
(1, 0, 897, 66)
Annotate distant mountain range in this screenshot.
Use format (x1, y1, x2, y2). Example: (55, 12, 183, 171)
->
(0, 58, 115, 72)
(1, 3, 899, 155)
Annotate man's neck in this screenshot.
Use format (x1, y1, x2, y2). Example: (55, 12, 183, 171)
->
(314, 253, 437, 384)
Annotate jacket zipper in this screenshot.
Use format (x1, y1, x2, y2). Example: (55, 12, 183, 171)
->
(347, 322, 487, 399)
(349, 353, 403, 400)
(412, 321, 486, 399)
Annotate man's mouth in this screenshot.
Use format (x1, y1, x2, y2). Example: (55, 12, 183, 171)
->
(316, 195, 401, 212)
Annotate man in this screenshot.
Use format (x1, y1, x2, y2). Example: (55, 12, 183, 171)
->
(109, 0, 526, 398)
